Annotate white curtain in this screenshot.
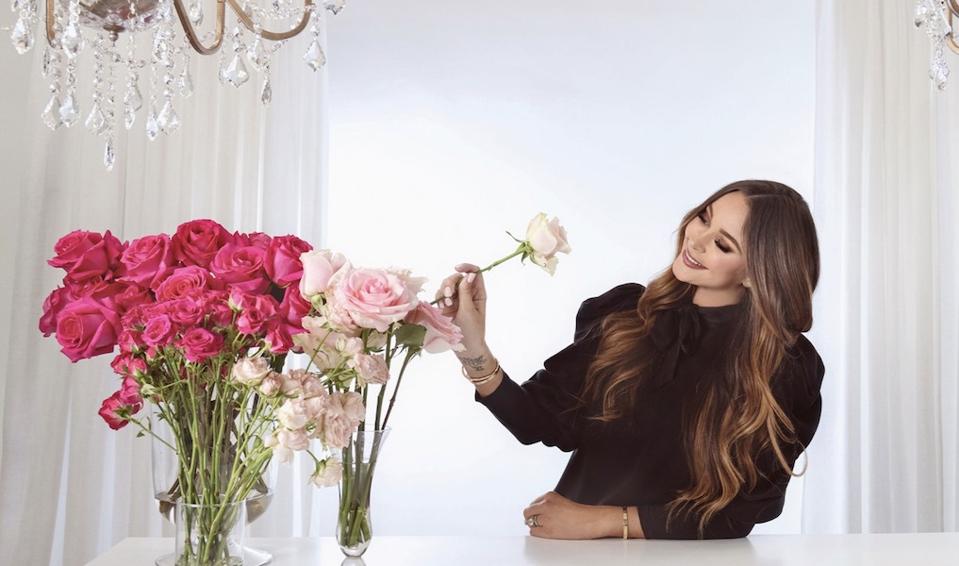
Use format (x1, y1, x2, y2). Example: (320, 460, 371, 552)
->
(804, 0, 959, 533)
(0, 13, 331, 566)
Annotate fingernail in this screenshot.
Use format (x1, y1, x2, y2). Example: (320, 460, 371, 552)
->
(444, 286, 452, 297)
(445, 297, 453, 306)
(467, 273, 476, 283)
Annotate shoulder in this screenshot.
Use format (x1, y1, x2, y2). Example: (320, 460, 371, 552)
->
(573, 282, 645, 341)
(776, 334, 825, 413)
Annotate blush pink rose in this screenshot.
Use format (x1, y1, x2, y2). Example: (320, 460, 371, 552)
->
(403, 302, 466, 353)
(172, 219, 233, 268)
(328, 268, 421, 332)
(351, 353, 390, 386)
(54, 297, 121, 362)
(211, 244, 270, 294)
(321, 392, 365, 449)
(266, 235, 313, 288)
(49, 230, 125, 284)
(120, 234, 176, 290)
(298, 250, 350, 299)
(39, 286, 75, 337)
(155, 266, 212, 301)
(179, 328, 224, 363)
(142, 314, 174, 347)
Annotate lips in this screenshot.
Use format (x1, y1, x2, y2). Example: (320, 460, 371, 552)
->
(683, 247, 706, 269)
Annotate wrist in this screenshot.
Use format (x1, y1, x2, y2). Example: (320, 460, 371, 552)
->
(590, 505, 624, 539)
(456, 343, 494, 374)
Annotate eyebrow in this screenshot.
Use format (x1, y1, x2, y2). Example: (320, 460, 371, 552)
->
(708, 203, 743, 253)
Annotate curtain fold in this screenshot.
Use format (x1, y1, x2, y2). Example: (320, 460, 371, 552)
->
(805, 0, 959, 533)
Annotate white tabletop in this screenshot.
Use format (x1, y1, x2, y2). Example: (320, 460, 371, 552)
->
(86, 533, 959, 566)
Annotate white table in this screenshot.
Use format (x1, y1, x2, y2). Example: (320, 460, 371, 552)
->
(86, 533, 959, 566)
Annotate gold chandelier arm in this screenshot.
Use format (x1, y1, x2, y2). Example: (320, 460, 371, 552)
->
(225, 0, 314, 42)
(45, 0, 57, 47)
(173, 0, 226, 55)
(948, 6, 959, 55)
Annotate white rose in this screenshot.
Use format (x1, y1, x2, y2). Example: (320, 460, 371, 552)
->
(231, 356, 272, 386)
(525, 213, 571, 275)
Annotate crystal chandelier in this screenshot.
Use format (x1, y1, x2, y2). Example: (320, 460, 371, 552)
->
(9, 0, 346, 170)
(915, 0, 959, 89)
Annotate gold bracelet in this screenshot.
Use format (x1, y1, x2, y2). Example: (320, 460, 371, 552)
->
(622, 506, 629, 539)
(461, 358, 500, 384)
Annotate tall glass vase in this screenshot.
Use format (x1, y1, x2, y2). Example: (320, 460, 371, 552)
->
(151, 411, 276, 566)
(336, 427, 391, 557)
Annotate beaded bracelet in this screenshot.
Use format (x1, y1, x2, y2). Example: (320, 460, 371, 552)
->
(461, 358, 501, 385)
(622, 506, 629, 539)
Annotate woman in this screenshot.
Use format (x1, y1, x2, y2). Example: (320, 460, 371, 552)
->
(435, 180, 825, 540)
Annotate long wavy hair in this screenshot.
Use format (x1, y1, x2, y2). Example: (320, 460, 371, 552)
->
(577, 180, 819, 538)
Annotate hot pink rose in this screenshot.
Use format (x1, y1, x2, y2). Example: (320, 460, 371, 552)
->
(98, 389, 142, 430)
(39, 286, 75, 337)
(118, 375, 143, 405)
(120, 234, 176, 290)
(111, 353, 148, 378)
(165, 296, 206, 326)
(403, 302, 466, 353)
(179, 328, 224, 363)
(155, 266, 212, 301)
(112, 281, 153, 313)
(328, 267, 421, 332)
(231, 291, 279, 335)
(54, 297, 121, 362)
(142, 314, 174, 347)
(234, 231, 272, 250)
(205, 291, 234, 328)
(299, 249, 350, 299)
(172, 219, 233, 268)
(211, 244, 270, 294)
(266, 286, 311, 354)
(49, 230, 125, 284)
(266, 235, 313, 288)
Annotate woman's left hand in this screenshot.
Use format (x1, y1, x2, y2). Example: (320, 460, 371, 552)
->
(522, 491, 613, 540)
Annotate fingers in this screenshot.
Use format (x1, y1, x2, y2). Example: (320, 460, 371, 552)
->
(523, 501, 546, 520)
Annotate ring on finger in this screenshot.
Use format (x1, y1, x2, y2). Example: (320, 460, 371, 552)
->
(525, 515, 541, 528)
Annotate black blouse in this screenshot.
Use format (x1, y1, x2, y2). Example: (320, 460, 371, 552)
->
(475, 282, 825, 539)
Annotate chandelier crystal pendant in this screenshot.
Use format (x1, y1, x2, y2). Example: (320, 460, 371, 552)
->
(915, 0, 959, 89)
(9, 0, 346, 170)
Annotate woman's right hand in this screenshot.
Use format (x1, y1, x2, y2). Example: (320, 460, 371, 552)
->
(435, 263, 487, 352)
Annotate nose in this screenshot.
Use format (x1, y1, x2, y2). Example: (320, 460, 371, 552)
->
(688, 232, 708, 253)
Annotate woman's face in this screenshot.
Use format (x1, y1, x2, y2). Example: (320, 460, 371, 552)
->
(671, 191, 750, 306)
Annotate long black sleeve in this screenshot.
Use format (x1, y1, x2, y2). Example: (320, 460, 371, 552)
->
(474, 283, 644, 452)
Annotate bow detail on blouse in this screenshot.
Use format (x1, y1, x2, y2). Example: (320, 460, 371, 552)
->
(648, 302, 704, 388)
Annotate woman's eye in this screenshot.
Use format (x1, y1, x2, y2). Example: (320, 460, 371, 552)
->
(716, 241, 730, 253)
(697, 211, 707, 222)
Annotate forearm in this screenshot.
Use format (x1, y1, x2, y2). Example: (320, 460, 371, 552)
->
(455, 342, 504, 397)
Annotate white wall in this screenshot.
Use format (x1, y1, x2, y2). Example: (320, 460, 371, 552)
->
(323, 1, 816, 535)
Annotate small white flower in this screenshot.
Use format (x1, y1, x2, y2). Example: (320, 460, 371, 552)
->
(310, 457, 343, 487)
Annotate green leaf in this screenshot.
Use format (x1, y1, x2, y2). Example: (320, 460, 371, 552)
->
(394, 323, 427, 349)
(136, 431, 145, 438)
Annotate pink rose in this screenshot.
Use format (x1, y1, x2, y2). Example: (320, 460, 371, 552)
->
(351, 353, 390, 386)
(178, 328, 224, 363)
(111, 353, 148, 379)
(155, 266, 212, 301)
(112, 281, 153, 313)
(259, 373, 282, 396)
(205, 291, 234, 328)
(266, 235, 313, 288)
(266, 286, 312, 354)
(234, 231, 272, 250)
(172, 219, 233, 268)
(142, 314, 174, 347)
(403, 302, 466, 353)
(166, 296, 206, 326)
(120, 234, 176, 290)
(231, 291, 279, 335)
(321, 392, 364, 449)
(49, 230, 125, 284)
(211, 244, 270, 294)
(299, 250, 350, 298)
(39, 287, 75, 337)
(118, 375, 143, 405)
(328, 268, 421, 332)
(231, 356, 272, 386)
(54, 297, 121, 362)
(98, 389, 142, 430)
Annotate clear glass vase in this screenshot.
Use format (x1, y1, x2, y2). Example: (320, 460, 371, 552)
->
(175, 499, 247, 566)
(336, 427, 391, 557)
(151, 411, 275, 566)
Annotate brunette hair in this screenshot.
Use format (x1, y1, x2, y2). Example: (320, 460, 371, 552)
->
(577, 180, 819, 537)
